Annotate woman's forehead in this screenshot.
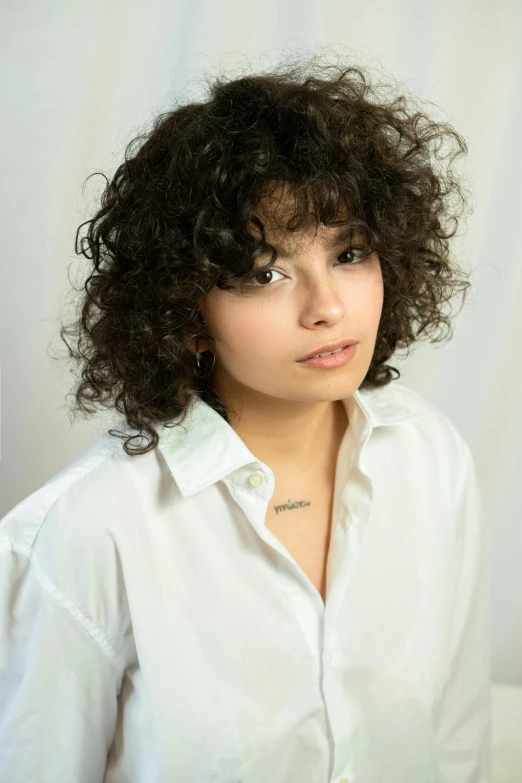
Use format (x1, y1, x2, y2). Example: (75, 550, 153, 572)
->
(251, 196, 351, 249)
(248, 214, 354, 259)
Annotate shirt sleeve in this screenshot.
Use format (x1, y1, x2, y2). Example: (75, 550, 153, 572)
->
(434, 443, 492, 783)
(0, 545, 122, 783)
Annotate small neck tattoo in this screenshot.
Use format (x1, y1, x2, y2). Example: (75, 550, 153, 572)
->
(273, 498, 311, 516)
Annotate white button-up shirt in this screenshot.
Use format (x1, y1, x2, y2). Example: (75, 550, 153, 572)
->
(0, 382, 492, 782)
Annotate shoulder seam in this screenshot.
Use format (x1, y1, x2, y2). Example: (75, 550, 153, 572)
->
(9, 543, 126, 673)
(454, 439, 474, 507)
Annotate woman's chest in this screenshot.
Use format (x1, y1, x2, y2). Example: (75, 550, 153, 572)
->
(263, 476, 336, 603)
(106, 458, 460, 781)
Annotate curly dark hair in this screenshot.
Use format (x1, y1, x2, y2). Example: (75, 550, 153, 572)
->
(56, 54, 472, 457)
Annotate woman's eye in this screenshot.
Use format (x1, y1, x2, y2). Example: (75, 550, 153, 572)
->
(247, 268, 285, 287)
(245, 246, 369, 288)
(338, 246, 367, 263)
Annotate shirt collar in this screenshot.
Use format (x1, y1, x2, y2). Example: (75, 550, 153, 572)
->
(153, 383, 420, 498)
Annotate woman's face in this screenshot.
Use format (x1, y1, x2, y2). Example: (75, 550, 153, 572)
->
(197, 199, 384, 408)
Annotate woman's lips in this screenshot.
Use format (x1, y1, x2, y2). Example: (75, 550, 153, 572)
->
(298, 343, 357, 369)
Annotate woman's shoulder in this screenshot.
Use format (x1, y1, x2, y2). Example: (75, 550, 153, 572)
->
(1, 432, 123, 553)
(0, 430, 148, 666)
(0, 425, 170, 598)
(360, 381, 474, 490)
(373, 381, 471, 448)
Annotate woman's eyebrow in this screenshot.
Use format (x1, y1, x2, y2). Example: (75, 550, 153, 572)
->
(273, 228, 354, 260)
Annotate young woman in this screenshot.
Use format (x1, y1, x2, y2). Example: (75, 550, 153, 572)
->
(0, 58, 491, 782)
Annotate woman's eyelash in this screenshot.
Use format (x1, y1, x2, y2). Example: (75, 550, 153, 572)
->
(245, 246, 370, 287)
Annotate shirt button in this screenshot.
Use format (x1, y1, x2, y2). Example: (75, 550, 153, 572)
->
(328, 649, 334, 664)
(339, 778, 350, 783)
(248, 471, 265, 487)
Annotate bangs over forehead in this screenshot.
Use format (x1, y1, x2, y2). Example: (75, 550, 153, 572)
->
(247, 180, 368, 259)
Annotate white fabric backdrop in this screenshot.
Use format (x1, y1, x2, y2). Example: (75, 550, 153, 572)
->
(1, 0, 521, 696)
